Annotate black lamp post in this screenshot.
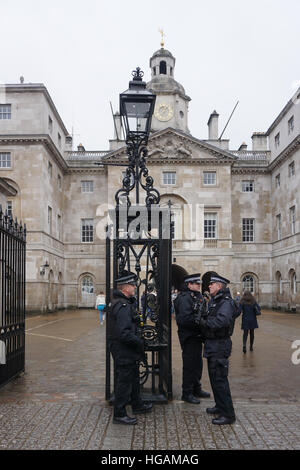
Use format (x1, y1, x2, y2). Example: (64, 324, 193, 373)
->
(118, 67, 157, 206)
(120, 67, 156, 147)
(106, 68, 172, 403)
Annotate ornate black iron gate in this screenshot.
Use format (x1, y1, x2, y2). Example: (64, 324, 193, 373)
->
(105, 207, 172, 403)
(0, 209, 26, 388)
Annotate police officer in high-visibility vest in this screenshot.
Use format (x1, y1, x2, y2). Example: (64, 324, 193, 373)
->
(107, 271, 153, 425)
(174, 273, 210, 404)
(199, 273, 237, 425)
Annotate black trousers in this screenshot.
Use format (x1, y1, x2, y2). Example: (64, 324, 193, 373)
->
(114, 361, 141, 417)
(207, 356, 235, 418)
(243, 329, 255, 347)
(181, 337, 203, 396)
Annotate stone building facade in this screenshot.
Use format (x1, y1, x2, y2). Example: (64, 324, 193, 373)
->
(0, 47, 299, 312)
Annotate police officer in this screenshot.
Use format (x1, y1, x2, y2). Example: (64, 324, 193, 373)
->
(174, 273, 210, 404)
(199, 273, 236, 425)
(108, 271, 153, 425)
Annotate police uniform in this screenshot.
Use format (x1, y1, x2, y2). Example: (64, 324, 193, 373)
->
(200, 274, 236, 425)
(174, 273, 210, 403)
(107, 272, 152, 425)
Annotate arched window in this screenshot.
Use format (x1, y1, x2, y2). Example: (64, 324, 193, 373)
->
(276, 271, 283, 295)
(82, 275, 94, 294)
(290, 270, 297, 295)
(242, 274, 254, 293)
(159, 61, 167, 74)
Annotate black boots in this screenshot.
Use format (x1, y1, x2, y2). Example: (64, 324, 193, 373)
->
(132, 402, 153, 414)
(181, 394, 200, 404)
(194, 388, 211, 399)
(206, 406, 221, 415)
(113, 415, 137, 425)
(212, 415, 236, 425)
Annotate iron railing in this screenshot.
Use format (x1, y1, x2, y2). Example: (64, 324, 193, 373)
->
(0, 208, 26, 388)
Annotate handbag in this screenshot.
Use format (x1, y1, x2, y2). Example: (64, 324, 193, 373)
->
(254, 303, 261, 316)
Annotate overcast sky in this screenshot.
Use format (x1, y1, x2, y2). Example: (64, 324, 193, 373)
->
(1, 0, 299, 151)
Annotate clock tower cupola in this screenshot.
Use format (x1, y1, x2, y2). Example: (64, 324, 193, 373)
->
(147, 38, 191, 134)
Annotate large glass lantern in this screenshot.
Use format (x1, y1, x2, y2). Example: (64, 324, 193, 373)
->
(119, 67, 156, 143)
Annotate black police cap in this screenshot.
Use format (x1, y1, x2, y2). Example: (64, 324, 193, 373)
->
(210, 273, 230, 285)
(184, 273, 201, 284)
(115, 271, 137, 285)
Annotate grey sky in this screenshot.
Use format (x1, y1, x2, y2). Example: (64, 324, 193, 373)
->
(1, 0, 299, 150)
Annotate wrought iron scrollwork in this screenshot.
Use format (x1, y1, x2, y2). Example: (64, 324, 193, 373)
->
(115, 136, 160, 208)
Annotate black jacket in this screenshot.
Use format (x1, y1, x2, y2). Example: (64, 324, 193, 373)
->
(174, 287, 204, 345)
(107, 290, 144, 364)
(201, 288, 235, 358)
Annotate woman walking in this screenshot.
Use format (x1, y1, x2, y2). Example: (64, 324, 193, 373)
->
(239, 290, 261, 353)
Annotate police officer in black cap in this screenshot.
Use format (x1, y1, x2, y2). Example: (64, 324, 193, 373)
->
(108, 271, 153, 425)
(174, 273, 210, 404)
(199, 273, 237, 425)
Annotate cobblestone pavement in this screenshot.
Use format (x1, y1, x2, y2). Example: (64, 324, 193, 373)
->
(0, 309, 299, 450)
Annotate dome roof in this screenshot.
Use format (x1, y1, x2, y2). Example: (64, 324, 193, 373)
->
(151, 48, 175, 59)
(147, 75, 190, 101)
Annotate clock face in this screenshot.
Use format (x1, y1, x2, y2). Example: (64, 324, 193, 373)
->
(154, 103, 174, 122)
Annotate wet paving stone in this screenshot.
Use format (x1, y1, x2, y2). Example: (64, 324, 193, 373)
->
(0, 309, 299, 450)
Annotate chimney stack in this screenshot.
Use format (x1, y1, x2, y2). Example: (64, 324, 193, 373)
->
(65, 135, 73, 151)
(207, 110, 219, 140)
(251, 132, 268, 151)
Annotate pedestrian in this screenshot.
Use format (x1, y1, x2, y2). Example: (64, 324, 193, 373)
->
(239, 290, 261, 353)
(235, 292, 241, 303)
(171, 289, 178, 315)
(95, 291, 106, 325)
(174, 273, 210, 404)
(107, 271, 153, 425)
(199, 273, 238, 425)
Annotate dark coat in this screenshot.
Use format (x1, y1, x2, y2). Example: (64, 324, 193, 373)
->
(174, 287, 204, 346)
(239, 302, 259, 330)
(202, 288, 235, 358)
(107, 290, 144, 365)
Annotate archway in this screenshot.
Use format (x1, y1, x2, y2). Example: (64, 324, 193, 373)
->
(275, 271, 283, 300)
(289, 269, 297, 295)
(241, 272, 259, 296)
(79, 273, 95, 307)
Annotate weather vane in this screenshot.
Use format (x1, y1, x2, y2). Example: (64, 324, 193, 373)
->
(158, 28, 165, 48)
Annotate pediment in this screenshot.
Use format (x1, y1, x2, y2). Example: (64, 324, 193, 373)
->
(103, 128, 237, 164)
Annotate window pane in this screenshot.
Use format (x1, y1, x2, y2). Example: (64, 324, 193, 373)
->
(243, 275, 254, 293)
(0, 152, 11, 167)
(204, 213, 217, 238)
(242, 180, 254, 192)
(276, 214, 281, 240)
(163, 172, 176, 185)
(242, 218, 254, 242)
(288, 162, 295, 177)
(82, 276, 94, 294)
(6, 201, 13, 218)
(0, 104, 11, 119)
(203, 171, 216, 185)
(81, 181, 94, 193)
(81, 218, 94, 242)
(290, 206, 296, 234)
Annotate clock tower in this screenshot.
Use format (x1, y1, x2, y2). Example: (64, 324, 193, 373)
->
(147, 45, 191, 134)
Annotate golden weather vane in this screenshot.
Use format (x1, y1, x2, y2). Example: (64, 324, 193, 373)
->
(158, 28, 166, 48)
